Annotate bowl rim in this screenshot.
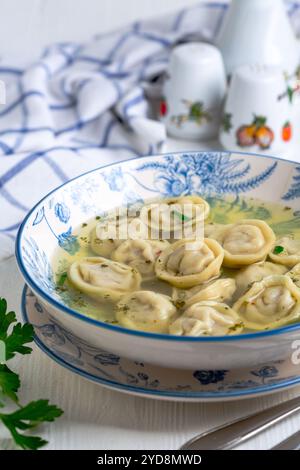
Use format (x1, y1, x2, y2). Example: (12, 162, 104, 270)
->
(16, 149, 300, 343)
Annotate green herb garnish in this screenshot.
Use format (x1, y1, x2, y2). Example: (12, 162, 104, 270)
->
(172, 209, 190, 222)
(57, 272, 67, 287)
(273, 245, 285, 255)
(228, 322, 243, 332)
(173, 300, 186, 309)
(0, 298, 63, 449)
(120, 304, 130, 312)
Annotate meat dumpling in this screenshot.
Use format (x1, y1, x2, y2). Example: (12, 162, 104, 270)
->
(204, 223, 227, 239)
(235, 261, 287, 296)
(90, 226, 122, 257)
(142, 195, 209, 239)
(169, 301, 243, 336)
(233, 275, 300, 330)
(269, 237, 300, 267)
(90, 215, 148, 257)
(215, 219, 276, 268)
(172, 278, 236, 308)
(68, 257, 141, 302)
(111, 239, 169, 279)
(155, 238, 224, 288)
(287, 263, 300, 288)
(116, 291, 177, 333)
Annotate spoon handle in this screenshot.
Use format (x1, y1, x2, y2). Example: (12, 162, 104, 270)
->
(180, 396, 300, 450)
(271, 430, 300, 450)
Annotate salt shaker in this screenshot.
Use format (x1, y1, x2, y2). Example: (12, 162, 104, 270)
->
(160, 42, 227, 140)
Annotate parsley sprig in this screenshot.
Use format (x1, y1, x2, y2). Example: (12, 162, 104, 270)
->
(0, 298, 63, 450)
(273, 245, 285, 255)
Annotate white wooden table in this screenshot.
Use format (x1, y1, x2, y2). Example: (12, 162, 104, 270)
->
(1, 0, 300, 451)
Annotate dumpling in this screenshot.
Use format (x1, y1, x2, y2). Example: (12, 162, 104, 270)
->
(90, 226, 122, 257)
(287, 263, 300, 288)
(116, 291, 177, 333)
(204, 223, 227, 239)
(155, 238, 224, 288)
(169, 301, 243, 336)
(68, 257, 141, 302)
(90, 215, 148, 257)
(233, 275, 300, 330)
(111, 239, 169, 279)
(141, 195, 209, 239)
(172, 278, 236, 308)
(215, 219, 276, 268)
(269, 237, 300, 267)
(235, 261, 287, 296)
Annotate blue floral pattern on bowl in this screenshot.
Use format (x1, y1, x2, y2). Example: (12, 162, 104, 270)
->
(57, 228, 80, 254)
(54, 202, 70, 224)
(22, 286, 300, 401)
(135, 153, 277, 196)
(193, 370, 228, 385)
(283, 166, 300, 200)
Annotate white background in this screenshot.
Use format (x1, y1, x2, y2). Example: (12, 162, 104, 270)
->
(0, 0, 200, 61)
(1, 0, 300, 451)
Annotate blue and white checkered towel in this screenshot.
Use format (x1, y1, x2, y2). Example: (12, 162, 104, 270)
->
(0, 1, 300, 260)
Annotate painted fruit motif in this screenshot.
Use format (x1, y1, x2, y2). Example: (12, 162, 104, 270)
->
(236, 124, 257, 147)
(171, 100, 212, 127)
(255, 126, 274, 150)
(282, 121, 292, 142)
(189, 102, 210, 121)
(236, 115, 274, 150)
(222, 113, 233, 133)
(278, 67, 300, 103)
(160, 99, 168, 117)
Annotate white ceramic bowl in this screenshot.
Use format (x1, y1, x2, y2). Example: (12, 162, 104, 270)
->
(16, 150, 300, 370)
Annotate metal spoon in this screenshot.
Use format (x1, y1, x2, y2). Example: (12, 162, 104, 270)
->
(180, 396, 300, 450)
(272, 430, 300, 450)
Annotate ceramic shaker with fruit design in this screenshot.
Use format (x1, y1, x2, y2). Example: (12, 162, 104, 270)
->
(160, 42, 227, 140)
(219, 65, 293, 155)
